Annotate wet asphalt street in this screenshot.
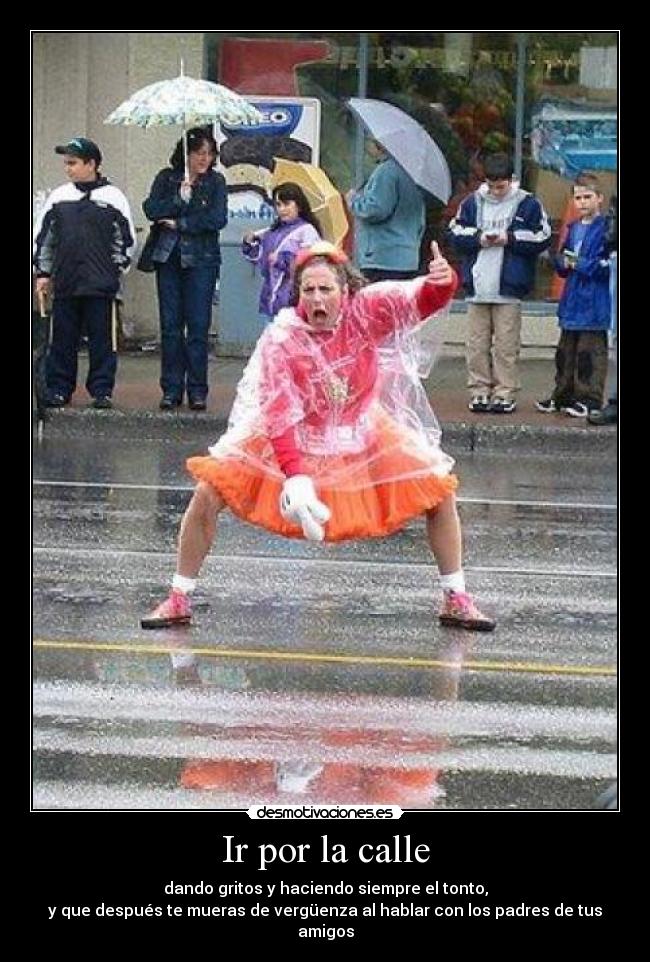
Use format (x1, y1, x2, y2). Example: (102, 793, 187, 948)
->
(32, 417, 617, 810)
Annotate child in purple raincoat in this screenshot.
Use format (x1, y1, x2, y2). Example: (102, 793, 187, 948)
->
(242, 182, 321, 319)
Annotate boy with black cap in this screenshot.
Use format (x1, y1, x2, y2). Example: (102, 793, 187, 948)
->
(33, 137, 135, 409)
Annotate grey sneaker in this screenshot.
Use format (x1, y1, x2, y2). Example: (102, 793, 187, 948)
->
(490, 398, 516, 414)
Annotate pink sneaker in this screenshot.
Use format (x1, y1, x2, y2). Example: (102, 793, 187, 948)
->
(439, 590, 496, 632)
(141, 589, 192, 629)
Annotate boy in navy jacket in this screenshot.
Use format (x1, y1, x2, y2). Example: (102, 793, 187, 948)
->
(536, 174, 611, 418)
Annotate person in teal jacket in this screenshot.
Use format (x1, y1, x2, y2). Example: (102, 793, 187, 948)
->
(346, 141, 425, 281)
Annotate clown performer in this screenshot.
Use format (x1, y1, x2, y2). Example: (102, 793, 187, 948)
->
(141, 240, 495, 632)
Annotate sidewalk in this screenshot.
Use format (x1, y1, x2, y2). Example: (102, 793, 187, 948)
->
(38, 349, 617, 454)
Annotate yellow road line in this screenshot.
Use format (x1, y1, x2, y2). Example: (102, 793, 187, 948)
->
(32, 639, 616, 677)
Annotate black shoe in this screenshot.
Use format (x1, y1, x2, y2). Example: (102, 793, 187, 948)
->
(188, 397, 207, 411)
(159, 396, 182, 411)
(563, 400, 590, 418)
(91, 396, 113, 410)
(44, 393, 69, 409)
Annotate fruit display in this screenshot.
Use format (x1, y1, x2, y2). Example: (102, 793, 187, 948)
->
(450, 88, 514, 159)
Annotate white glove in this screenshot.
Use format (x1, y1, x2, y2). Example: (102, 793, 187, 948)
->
(279, 475, 331, 542)
(276, 760, 324, 794)
(179, 182, 193, 203)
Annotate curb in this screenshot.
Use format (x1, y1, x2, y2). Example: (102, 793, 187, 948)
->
(442, 420, 617, 454)
(33, 407, 617, 456)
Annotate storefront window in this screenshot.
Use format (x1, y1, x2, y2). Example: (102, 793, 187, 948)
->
(206, 31, 358, 183)
(209, 31, 617, 301)
(525, 32, 617, 298)
(205, 32, 357, 235)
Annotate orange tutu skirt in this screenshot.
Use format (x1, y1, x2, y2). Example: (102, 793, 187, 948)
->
(187, 419, 457, 542)
(180, 758, 441, 805)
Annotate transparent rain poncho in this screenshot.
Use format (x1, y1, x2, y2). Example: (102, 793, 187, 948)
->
(208, 279, 455, 491)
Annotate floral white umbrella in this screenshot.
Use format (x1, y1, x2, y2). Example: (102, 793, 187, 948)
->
(105, 63, 263, 179)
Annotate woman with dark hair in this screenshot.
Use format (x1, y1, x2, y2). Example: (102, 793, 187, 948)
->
(242, 182, 321, 319)
(142, 240, 495, 633)
(141, 127, 227, 410)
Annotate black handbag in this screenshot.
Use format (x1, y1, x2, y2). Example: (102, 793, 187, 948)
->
(137, 224, 160, 273)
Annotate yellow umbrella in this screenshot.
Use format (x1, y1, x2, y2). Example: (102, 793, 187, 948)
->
(271, 158, 349, 247)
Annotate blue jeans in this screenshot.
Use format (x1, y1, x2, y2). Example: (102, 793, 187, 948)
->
(155, 249, 219, 401)
(47, 296, 116, 400)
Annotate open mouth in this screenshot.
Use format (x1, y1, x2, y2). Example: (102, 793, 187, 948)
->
(311, 309, 329, 324)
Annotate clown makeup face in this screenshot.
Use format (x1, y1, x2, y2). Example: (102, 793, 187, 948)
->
(298, 263, 344, 329)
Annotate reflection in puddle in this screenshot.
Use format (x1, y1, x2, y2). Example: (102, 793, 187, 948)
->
(163, 632, 473, 808)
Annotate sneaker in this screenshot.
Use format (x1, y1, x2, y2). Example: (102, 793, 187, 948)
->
(535, 398, 557, 413)
(91, 396, 112, 410)
(141, 589, 192, 629)
(490, 398, 516, 414)
(44, 393, 69, 409)
(468, 395, 491, 413)
(188, 397, 207, 411)
(563, 401, 589, 418)
(439, 590, 496, 632)
(588, 402, 617, 426)
(159, 396, 182, 411)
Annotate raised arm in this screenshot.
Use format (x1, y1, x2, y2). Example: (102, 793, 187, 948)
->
(357, 241, 458, 342)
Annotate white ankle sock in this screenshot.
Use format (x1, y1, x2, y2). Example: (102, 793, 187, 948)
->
(439, 571, 465, 594)
(172, 574, 196, 594)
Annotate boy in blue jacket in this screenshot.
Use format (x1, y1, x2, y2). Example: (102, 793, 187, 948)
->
(448, 154, 550, 414)
(536, 174, 611, 418)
